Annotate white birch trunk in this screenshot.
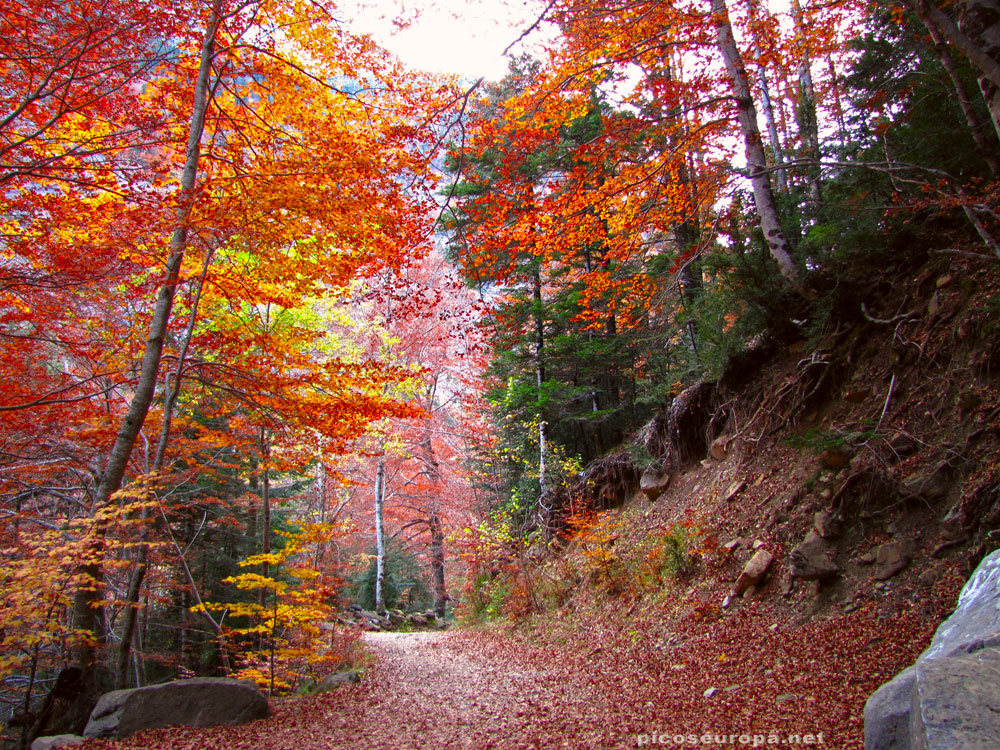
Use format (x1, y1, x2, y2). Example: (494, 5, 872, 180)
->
(711, 0, 800, 285)
(374, 456, 387, 612)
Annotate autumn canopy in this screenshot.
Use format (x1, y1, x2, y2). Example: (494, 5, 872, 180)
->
(4, 0, 1000, 743)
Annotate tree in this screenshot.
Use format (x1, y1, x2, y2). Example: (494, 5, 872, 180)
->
(711, 0, 799, 284)
(2, 0, 441, 728)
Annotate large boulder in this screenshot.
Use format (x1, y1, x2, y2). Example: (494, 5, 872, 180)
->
(873, 540, 911, 581)
(864, 549, 1000, 749)
(789, 532, 839, 581)
(315, 669, 361, 692)
(30, 736, 84, 750)
(735, 549, 773, 595)
(640, 468, 671, 502)
(83, 678, 270, 739)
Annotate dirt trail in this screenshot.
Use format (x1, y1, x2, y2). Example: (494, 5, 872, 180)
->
(91, 630, 634, 750)
(345, 631, 622, 749)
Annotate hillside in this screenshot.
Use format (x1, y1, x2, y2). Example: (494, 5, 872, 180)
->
(454, 248, 1000, 745)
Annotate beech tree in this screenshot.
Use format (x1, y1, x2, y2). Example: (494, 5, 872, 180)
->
(1, 0, 441, 731)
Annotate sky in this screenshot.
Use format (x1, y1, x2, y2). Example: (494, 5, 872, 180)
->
(335, 0, 551, 81)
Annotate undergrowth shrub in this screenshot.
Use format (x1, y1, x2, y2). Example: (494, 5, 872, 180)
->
(636, 514, 712, 589)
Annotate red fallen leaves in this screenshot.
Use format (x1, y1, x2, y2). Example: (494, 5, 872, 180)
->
(83, 565, 962, 750)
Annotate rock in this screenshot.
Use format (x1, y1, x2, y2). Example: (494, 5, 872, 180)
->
(813, 510, 839, 539)
(900, 467, 950, 501)
(789, 534, 839, 581)
(721, 594, 732, 609)
(858, 550, 876, 565)
(408, 613, 428, 626)
(780, 573, 794, 597)
(927, 292, 941, 317)
(941, 502, 967, 540)
(83, 678, 269, 739)
(957, 390, 981, 413)
(703, 687, 719, 699)
(742, 584, 758, 599)
(864, 666, 915, 750)
(776, 693, 799, 704)
(935, 273, 954, 289)
(874, 540, 911, 581)
(864, 550, 1000, 750)
(722, 478, 746, 503)
(912, 651, 1000, 749)
(315, 669, 360, 692)
(30, 736, 85, 750)
(751, 539, 765, 550)
(918, 568, 938, 588)
(720, 539, 741, 556)
(735, 549, 773, 595)
(887, 433, 917, 459)
(640, 468, 671, 502)
(358, 610, 390, 630)
(819, 449, 851, 469)
(710, 434, 731, 461)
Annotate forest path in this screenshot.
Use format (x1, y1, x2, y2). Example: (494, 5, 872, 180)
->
(99, 631, 640, 750)
(345, 630, 625, 749)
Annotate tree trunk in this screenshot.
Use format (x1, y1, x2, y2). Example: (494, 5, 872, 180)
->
(414, 411, 448, 618)
(747, 0, 787, 192)
(374, 456, 386, 612)
(826, 56, 849, 149)
(70, 5, 220, 717)
(912, 0, 1000, 166)
(258, 428, 271, 614)
(791, 0, 822, 208)
(711, 0, 800, 285)
(532, 268, 548, 496)
(907, 0, 1000, 139)
(429, 512, 447, 618)
(115, 251, 213, 689)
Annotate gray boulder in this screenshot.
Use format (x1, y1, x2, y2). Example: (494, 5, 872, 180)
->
(83, 677, 270, 739)
(911, 650, 1000, 749)
(789, 532, 839, 581)
(864, 549, 1000, 749)
(30, 736, 84, 750)
(864, 667, 915, 750)
(874, 540, 912, 581)
(315, 669, 360, 692)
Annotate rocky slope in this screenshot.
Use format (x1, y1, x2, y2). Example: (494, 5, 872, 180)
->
(506, 251, 1000, 745)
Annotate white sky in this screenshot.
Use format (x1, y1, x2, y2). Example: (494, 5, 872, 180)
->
(335, 0, 551, 81)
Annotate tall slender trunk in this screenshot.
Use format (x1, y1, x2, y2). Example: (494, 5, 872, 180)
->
(906, 0, 1000, 139)
(791, 0, 822, 208)
(912, 1, 1000, 174)
(747, 0, 787, 192)
(256, 429, 272, 658)
(115, 250, 214, 689)
(258, 428, 271, 614)
(711, 0, 800, 286)
(374, 456, 386, 612)
(70, 6, 220, 715)
(532, 268, 548, 496)
(826, 56, 849, 150)
(429, 512, 447, 618)
(414, 400, 448, 618)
